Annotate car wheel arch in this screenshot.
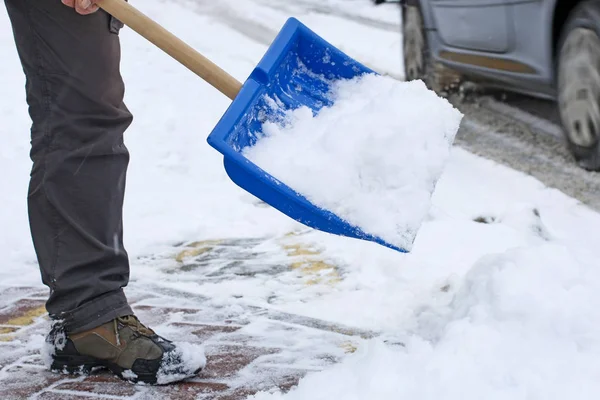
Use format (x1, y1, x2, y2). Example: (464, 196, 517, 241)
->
(552, 0, 584, 65)
(402, 0, 436, 30)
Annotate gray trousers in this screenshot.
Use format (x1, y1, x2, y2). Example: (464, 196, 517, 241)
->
(5, 0, 134, 333)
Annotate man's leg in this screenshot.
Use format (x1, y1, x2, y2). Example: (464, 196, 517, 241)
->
(4, 0, 205, 384)
(4, 0, 133, 333)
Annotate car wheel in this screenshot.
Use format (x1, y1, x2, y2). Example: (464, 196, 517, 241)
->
(402, 4, 460, 93)
(557, 0, 600, 171)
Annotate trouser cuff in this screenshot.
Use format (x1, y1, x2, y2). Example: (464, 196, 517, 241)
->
(53, 289, 133, 334)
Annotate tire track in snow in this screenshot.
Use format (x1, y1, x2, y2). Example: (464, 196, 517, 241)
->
(454, 98, 600, 212)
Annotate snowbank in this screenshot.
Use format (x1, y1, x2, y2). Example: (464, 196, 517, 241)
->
(250, 242, 600, 400)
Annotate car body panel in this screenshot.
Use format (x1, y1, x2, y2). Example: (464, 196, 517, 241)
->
(406, 0, 563, 99)
(431, 0, 512, 53)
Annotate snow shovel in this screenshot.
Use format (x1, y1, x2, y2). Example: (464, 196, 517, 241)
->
(98, 0, 406, 253)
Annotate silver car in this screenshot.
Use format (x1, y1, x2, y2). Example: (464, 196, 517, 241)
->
(401, 0, 600, 171)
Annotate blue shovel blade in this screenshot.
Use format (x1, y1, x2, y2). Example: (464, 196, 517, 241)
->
(207, 17, 407, 253)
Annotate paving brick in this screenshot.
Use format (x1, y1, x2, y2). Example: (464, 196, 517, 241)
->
(275, 372, 303, 392)
(202, 345, 280, 380)
(21, 355, 45, 366)
(126, 292, 158, 306)
(0, 274, 355, 399)
(134, 305, 202, 315)
(236, 366, 306, 398)
(0, 366, 64, 398)
(0, 326, 19, 335)
(211, 383, 295, 400)
(0, 299, 46, 326)
(0, 344, 28, 367)
(55, 374, 138, 397)
(212, 387, 261, 400)
(0, 327, 20, 344)
(255, 369, 304, 392)
(37, 392, 104, 400)
(132, 305, 204, 327)
(0, 287, 46, 308)
(210, 371, 303, 400)
(171, 322, 242, 342)
(138, 381, 230, 400)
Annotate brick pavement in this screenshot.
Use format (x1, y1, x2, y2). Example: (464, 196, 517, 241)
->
(0, 235, 377, 399)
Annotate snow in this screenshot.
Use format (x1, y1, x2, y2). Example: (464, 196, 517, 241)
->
(251, 245, 600, 400)
(0, 4, 39, 285)
(182, 0, 404, 78)
(245, 74, 462, 250)
(121, 369, 138, 381)
(242, 151, 600, 400)
(1, 0, 600, 398)
(156, 342, 206, 385)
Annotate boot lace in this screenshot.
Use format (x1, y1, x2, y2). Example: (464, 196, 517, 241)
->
(115, 315, 155, 340)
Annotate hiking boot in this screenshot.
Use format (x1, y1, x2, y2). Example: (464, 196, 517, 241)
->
(44, 315, 206, 385)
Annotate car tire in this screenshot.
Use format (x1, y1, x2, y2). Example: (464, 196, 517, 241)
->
(557, 0, 600, 171)
(402, 4, 460, 93)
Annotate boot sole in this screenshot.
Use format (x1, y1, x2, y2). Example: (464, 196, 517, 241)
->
(51, 354, 202, 385)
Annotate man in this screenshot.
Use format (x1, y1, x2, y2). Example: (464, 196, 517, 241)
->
(4, 0, 204, 384)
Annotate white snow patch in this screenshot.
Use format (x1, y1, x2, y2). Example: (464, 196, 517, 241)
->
(251, 243, 600, 400)
(27, 334, 53, 369)
(42, 322, 67, 370)
(121, 369, 138, 381)
(156, 342, 206, 385)
(244, 75, 462, 250)
(0, 4, 41, 284)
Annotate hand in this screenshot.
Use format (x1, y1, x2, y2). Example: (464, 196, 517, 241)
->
(62, 0, 100, 15)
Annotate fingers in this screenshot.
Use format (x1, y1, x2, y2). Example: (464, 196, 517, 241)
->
(75, 0, 100, 15)
(62, 0, 100, 15)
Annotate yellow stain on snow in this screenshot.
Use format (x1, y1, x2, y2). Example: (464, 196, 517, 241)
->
(175, 239, 222, 262)
(172, 234, 343, 286)
(339, 341, 358, 353)
(4, 306, 47, 326)
(0, 326, 17, 335)
(0, 305, 47, 342)
(284, 243, 320, 257)
(283, 240, 341, 286)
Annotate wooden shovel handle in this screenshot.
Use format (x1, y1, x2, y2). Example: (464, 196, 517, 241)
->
(98, 0, 242, 100)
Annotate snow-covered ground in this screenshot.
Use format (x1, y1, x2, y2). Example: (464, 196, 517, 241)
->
(2, 0, 600, 398)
